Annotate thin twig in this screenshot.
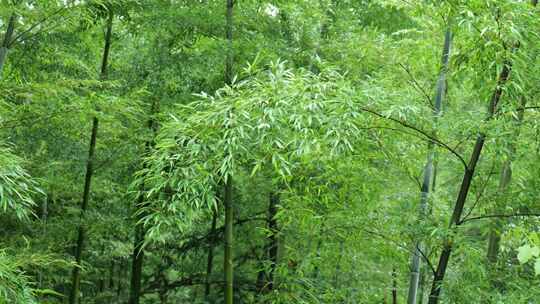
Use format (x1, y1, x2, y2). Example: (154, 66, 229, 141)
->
(451, 133, 473, 154)
(460, 160, 497, 223)
(367, 128, 423, 190)
(11, 4, 73, 46)
(0, 107, 81, 130)
(416, 244, 436, 275)
(398, 63, 433, 107)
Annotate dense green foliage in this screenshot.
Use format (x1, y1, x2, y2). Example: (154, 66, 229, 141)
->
(0, 0, 539, 303)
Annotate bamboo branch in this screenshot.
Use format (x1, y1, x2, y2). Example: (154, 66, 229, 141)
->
(360, 106, 468, 167)
(459, 213, 540, 224)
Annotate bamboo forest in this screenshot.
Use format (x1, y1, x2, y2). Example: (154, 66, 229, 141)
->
(1, 0, 540, 303)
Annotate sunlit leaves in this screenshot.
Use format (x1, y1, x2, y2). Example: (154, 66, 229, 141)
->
(138, 60, 364, 242)
(517, 244, 539, 264)
(0, 249, 74, 304)
(0, 145, 42, 220)
(517, 239, 540, 276)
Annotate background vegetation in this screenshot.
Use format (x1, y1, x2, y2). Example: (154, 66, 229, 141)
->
(0, 0, 539, 303)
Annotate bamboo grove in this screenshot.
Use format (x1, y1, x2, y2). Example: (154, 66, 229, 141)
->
(0, 0, 539, 303)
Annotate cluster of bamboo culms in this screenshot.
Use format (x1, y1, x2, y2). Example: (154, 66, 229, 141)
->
(57, 1, 246, 303)
(407, 1, 538, 304)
